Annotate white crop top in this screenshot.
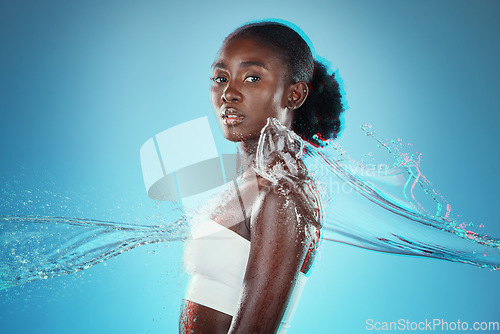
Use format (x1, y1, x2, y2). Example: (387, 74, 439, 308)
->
(183, 219, 309, 332)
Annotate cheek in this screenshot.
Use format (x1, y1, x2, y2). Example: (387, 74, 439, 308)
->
(275, 86, 287, 108)
(211, 87, 221, 108)
(260, 90, 285, 116)
(253, 90, 275, 109)
(258, 83, 285, 107)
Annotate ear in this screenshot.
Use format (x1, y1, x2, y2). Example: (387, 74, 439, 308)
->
(286, 81, 309, 111)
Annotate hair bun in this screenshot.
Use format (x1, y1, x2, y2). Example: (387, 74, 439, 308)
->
(293, 60, 345, 147)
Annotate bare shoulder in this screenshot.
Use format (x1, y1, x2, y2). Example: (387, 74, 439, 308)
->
(257, 172, 321, 219)
(250, 176, 321, 239)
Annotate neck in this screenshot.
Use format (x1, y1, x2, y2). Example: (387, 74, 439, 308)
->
(238, 138, 259, 173)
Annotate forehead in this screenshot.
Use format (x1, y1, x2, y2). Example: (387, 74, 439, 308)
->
(214, 37, 285, 70)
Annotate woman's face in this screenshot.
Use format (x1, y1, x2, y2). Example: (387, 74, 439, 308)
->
(211, 37, 293, 144)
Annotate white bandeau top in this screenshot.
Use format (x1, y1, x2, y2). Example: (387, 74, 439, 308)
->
(183, 219, 308, 332)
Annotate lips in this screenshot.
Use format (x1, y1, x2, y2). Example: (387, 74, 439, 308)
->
(221, 108, 245, 126)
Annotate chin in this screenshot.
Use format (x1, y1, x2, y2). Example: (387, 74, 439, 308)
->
(222, 131, 245, 143)
(222, 127, 259, 143)
(223, 134, 242, 143)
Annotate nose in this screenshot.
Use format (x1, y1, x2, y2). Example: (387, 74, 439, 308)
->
(222, 81, 241, 103)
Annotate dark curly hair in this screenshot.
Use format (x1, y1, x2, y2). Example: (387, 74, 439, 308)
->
(223, 21, 345, 147)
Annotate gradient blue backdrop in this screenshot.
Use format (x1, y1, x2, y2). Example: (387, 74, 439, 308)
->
(1, 0, 499, 333)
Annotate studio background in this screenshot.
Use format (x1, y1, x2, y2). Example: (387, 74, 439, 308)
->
(1, 0, 498, 333)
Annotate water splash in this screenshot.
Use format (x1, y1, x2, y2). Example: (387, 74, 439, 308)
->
(359, 123, 451, 217)
(306, 125, 499, 269)
(1, 123, 499, 292)
(0, 215, 189, 291)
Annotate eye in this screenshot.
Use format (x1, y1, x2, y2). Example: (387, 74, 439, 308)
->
(211, 76, 228, 84)
(244, 75, 260, 83)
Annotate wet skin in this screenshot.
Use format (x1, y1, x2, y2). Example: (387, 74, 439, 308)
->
(179, 175, 319, 334)
(179, 37, 317, 334)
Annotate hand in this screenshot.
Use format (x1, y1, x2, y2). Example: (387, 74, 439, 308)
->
(255, 118, 307, 184)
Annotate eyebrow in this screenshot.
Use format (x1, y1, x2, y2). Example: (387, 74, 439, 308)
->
(212, 60, 268, 70)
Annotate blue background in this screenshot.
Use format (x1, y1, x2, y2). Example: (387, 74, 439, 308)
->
(1, 0, 499, 333)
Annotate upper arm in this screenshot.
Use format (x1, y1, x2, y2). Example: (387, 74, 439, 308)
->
(228, 184, 318, 333)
